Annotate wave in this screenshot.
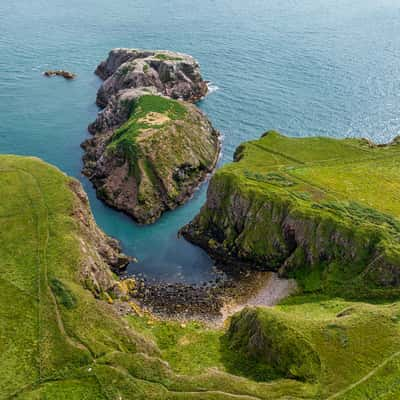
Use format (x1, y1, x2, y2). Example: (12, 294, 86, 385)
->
(207, 82, 219, 94)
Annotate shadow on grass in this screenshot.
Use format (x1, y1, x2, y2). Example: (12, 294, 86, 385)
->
(218, 334, 282, 383)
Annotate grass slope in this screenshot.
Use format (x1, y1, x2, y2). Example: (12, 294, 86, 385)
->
(127, 296, 400, 399)
(100, 94, 219, 223)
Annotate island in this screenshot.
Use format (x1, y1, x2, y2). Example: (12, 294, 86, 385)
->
(82, 49, 220, 223)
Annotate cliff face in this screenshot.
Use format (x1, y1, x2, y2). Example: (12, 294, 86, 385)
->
(69, 179, 131, 296)
(182, 131, 400, 293)
(83, 49, 219, 224)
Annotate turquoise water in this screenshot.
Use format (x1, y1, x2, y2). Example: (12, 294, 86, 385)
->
(1, 0, 400, 283)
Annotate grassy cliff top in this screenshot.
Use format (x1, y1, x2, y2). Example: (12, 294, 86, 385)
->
(0, 155, 309, 399)
(218, 131, 400, 262)
(185, 131, 400, 295)
(107, 94, 188, 167)
(229, 130, 400, 219)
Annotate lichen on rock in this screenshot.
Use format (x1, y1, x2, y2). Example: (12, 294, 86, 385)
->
(94, 48, 208, 107)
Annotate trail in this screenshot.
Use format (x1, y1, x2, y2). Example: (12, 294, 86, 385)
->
(28, 169, 92, 355)
(326, 350, 400, 399)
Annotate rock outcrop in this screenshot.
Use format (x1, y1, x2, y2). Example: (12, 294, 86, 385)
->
(94, 48, 208, 107)
(83, 49, 219, 224)
(43, 70, 76, 79)
(182, 131, 400, 293)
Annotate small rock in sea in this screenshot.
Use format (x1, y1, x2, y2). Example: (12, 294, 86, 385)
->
(43, 70, 76, 80)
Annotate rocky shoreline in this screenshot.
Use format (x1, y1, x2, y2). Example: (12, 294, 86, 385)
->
(82, 49, 220, 224)
(126, 267, 296, 324)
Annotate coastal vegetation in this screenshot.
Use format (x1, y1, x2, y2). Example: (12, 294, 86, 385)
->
(2, 152, 400, 399)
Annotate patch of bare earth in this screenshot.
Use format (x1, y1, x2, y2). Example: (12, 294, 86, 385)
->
(138, 112, 171, 125)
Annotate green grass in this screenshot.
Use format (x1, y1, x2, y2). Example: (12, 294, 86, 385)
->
(154, 53, 183, 61)
(188, 131, 400, 296)
(2, 154, 400, 398)
(107, 94, 187, 173)
(0, 155, 318, 399)
(127, 316, 224, 375)
(126, 296, 400, 399)
(100, 92, 219, 223)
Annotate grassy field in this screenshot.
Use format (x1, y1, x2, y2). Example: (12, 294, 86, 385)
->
(2, 154, 400, 399)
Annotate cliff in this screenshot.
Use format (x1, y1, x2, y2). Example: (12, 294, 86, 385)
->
(182, 131, 400, 294)
(83, 49, 219, 223)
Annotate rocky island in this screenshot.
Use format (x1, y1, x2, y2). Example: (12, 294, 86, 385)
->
(82, 49, 220, 223)
(182, 131, 400, 296)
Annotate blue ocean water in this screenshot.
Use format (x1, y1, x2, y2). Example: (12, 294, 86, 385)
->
(1, 0, 399, 283)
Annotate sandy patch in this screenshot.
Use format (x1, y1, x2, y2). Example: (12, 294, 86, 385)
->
(138, 112, 170, 126)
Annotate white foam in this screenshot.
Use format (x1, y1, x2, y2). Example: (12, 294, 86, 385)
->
(207, 82, 219, 94)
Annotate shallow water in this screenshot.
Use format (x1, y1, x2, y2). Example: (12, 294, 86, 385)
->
(1, 0, 399, 283)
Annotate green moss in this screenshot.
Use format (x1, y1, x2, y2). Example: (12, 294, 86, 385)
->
(154, 53, 183, 61)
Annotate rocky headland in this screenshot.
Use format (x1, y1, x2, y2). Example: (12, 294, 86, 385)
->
(182, 131, 400, 296)
(82, 49, 220, 223)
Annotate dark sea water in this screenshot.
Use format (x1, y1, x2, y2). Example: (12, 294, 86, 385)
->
(1, 0, 399, 283)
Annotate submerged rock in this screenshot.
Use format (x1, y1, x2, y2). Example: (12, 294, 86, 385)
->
(182, 131, 400, 294)
(83, 49, 219, 224)
(43, 70, 76, 79)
